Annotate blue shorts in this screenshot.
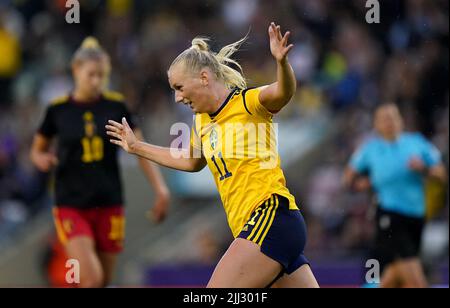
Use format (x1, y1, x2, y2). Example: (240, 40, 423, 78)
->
(238, 194, 309, 274)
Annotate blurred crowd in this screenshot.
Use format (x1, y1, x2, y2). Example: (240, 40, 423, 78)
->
(0, 0, 448, 266)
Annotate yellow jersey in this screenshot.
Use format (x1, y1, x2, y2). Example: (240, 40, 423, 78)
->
(191, 87, 299, 238)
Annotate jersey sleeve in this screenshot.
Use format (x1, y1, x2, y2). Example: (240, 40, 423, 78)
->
(417, 134, 442, 167)
(37, 106, 57, 138)
(350, 142, 371, 174)
(242, 87, 273, 120)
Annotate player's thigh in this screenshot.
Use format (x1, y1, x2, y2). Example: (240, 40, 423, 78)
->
(65, 236, 104, 287)
(396, 258, 427, 288)
(95, 206, 125, 254)
(380, 263, 401, 288)
(53, 207, 103, 286)
(97, 252, 119, 286)
(94, 207, 124, 286)
(207, 238, 283, 288)
(272, 264, 319, 288)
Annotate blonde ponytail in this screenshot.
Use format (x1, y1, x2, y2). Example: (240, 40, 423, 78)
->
(170, 36, 248, 90)
(80, 36, 101, 49)
(191, 37, 210, 52)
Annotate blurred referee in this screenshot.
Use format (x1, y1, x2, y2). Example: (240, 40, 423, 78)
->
(344, 103, 447, 288)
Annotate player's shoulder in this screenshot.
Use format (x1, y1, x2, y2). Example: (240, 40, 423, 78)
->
(239, 86, 277, 117)
(402, 132, 425, 140)
(102, 90, 126, 103)
(50, 95, 70, 107)
(356, 133, 381, 152)
(228, 87, 258, 115)
(238, 87, 261, 100)
(228, 87, 261, 102)
(401, 132, 429, 146)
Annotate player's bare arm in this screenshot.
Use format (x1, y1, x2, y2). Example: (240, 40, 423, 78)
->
(342, 167, 371, 192)
(258, 22, 296, 113)
(106, 118, 207, 172)
(408, 157, 447, 183)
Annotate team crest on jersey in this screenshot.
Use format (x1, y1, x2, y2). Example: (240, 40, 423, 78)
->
(210, 127, 218, 150)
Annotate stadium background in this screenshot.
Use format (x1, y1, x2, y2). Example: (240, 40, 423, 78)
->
(0, 0, 448, 287)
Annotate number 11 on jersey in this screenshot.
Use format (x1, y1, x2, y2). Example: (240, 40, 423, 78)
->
(211, 152, 232, 181)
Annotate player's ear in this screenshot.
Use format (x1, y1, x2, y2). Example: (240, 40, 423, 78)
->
(200, 69, 209, 86)
(72, 60, 82, 78)
(71, 62, 78, 75)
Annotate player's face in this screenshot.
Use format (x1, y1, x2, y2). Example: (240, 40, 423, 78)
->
(168, 64, 211, 113)
(73, 59, 106, 98)
(374, 105, 403, 139)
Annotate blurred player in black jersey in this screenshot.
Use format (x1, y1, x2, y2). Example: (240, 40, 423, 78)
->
(30, 37, 170, 288)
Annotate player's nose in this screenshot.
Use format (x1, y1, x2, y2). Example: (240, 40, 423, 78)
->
(175, 92, 184, 104)
(91, 76, 102, 90)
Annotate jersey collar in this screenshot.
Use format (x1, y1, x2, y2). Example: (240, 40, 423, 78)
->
(208, 88, 238, 119)
(69, 93, 102, 106)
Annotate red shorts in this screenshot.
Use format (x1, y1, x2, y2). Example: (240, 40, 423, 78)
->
(52, 206, 125, 253)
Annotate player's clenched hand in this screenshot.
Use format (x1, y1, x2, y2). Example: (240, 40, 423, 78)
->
(33, 152, 58, 172)
(408, 156, 427, 173)
(147, 189, 170, 224)
(354, 177, 371, 192)
(106, 117, 137, 153)
(268, 22, 294, 63)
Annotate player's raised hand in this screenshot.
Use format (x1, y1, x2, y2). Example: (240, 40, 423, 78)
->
(106, 117, 137, 153)
(268, 22, 294, 63)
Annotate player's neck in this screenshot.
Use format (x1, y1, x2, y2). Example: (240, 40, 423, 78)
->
(72, 89, 101, 103)
(381, 132, 400, 142)
(210, 85, 233, 114)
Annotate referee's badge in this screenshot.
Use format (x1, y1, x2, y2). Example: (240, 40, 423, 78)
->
(210, 128, 218, 150)
(379, 215, 391, 230)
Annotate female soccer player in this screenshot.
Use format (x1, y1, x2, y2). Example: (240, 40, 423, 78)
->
(107, 23, 319, 288)
(343, 104, 447, 288)
(30, 37, 170, 288)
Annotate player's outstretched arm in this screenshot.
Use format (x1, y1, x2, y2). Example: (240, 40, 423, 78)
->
(106, 118, 206, 172)
(259, 22, 296, 113)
